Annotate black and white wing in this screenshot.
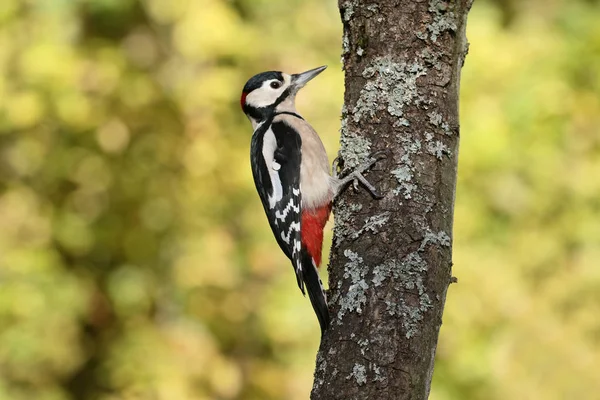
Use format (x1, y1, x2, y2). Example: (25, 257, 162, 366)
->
(250, 120, 304, 293)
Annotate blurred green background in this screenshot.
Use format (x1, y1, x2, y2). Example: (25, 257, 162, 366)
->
(0, 0, 599, 399)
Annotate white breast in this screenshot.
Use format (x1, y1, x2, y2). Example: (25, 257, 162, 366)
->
(274, 115, 333, 210)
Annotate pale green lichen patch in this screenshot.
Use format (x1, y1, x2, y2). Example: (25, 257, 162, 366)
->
(416, 29, 428, 41)
(428, 111, 443, 126)
(357, 338, 370, 355)
(427, 0, 458, 42)
(347, 363, 367, 385)
(428, 110, 451, 134)
(333, 198, 354, 240)
(420, 229, 451, 250)
(339, 129, 372, 169)
(385, 253, 433, 338)
(372, 363, 385, 382)
(339, 107, 372, 169)
(419, 47, 442, 70)
(349, 56, 434, 199)
(342, 32, 350, 55)
(365, 4, 379, 14)
(395, 295, 433, 339)
(338, 249, 369, 320)
(352, 212, 390, 239)
(353, 56, 427, 126)
(372, 259, 398, 287)
(350, 203, 363, 212)
(427, 111, 452, 135)
(391, 166, 416, 199)
(425, 140, 452, 160)
(374, 253, 434, 339)
(341, 1, 355, 22)
(391, 135, 422, 199)
(332, 199, 363, 244)
(312, 351, 327, 390)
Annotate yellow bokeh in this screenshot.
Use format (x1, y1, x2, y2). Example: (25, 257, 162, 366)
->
(0, 0, 598, 399)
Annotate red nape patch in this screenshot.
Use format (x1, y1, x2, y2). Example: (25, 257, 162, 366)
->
(301, 204, 332, 267)
(240, 92, 247, 109)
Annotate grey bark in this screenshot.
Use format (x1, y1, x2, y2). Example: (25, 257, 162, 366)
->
(311, 1, 472, 399)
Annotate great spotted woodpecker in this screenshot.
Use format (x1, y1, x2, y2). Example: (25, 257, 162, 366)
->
(241, 66, 382, 335)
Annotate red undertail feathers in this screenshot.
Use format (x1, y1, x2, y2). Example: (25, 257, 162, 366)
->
(300, 204, 332, 266)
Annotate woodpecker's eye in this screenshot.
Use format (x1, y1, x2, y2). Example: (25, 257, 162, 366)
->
(270, 81, 282, 89)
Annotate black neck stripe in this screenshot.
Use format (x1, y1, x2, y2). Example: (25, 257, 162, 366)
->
(274, 111, 304, 120)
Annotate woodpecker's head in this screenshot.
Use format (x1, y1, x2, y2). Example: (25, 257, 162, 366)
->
(240, 66, 326, 128)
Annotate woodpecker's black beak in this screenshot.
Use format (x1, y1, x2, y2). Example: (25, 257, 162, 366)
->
(291, 66, 327, 91)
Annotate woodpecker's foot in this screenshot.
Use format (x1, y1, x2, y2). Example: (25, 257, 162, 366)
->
(333, 151, 386, 199)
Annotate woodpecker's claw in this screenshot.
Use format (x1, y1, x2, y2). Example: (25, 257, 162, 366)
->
(353, 171, 383, 199)
(334, 151, 386, 179)
(333, 151, 386, 199)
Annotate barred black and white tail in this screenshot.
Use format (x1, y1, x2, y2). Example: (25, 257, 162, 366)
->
(301, 248, 330, 335)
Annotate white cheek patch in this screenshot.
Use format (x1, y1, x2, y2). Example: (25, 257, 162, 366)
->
(245, 76, 291, 108)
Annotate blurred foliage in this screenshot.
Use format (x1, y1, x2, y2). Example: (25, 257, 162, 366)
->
(0, 0, 598, 399)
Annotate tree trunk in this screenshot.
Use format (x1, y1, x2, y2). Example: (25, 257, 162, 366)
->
(311, 1, 472, 399)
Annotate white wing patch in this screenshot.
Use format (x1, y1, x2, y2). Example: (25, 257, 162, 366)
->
(262, 128, 283, 209)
